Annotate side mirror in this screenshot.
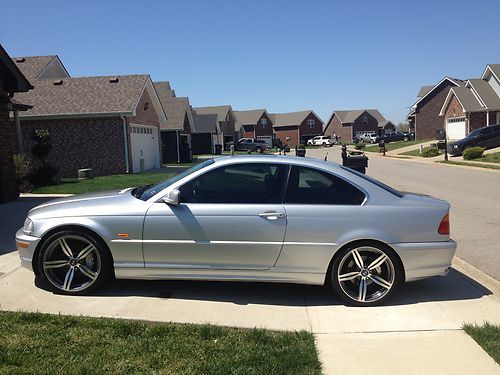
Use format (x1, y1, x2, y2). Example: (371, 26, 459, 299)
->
(162, 189, 180, 205)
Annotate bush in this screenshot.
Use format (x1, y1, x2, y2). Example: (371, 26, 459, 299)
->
(13, 154, 33, 193)
(421, 147, 440, 158)
(463, 146, 485, 160)
(29, 164, 59, 186)
(354, 143, 366, 150)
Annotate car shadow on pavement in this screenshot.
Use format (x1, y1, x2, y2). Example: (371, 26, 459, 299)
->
(37, 267, 492, 307)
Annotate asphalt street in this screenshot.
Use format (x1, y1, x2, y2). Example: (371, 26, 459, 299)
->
(307, 146, 500, 280)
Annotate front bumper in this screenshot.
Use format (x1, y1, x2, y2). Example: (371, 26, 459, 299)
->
(15, 228, 41, 272)
(390, 240, 457, 282)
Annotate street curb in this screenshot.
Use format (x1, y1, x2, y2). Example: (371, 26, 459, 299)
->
(452, 257, 500, 301)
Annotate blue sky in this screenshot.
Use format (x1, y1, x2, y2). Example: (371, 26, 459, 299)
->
(2, 0, 500, 124)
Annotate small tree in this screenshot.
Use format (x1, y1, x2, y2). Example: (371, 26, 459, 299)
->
(29, 129, 59, 186)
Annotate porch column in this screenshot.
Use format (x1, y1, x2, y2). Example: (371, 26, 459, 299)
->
(487, 111, 490, 126)
(14, 110, 23, 153)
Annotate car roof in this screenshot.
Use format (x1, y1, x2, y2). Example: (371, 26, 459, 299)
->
(211, 154, 343, 170)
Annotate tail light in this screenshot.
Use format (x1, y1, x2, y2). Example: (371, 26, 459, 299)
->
(438, 213, 450, 235)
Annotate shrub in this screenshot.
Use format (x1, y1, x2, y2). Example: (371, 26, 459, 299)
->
(463, 146, 485, 160)
(354, 143, 366, 150)
(421, 147, 440, 158)
(13, 154, 33, 193)
(29, 164, 59, 186)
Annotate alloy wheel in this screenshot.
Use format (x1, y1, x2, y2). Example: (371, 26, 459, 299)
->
(42, 234, 101, 293)
(337, 246, 395, 303)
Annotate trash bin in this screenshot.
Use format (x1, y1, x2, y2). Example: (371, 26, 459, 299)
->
(214, 144, 222, 155)
(341, 147, 369, 174)
(296, 147, 306, 157)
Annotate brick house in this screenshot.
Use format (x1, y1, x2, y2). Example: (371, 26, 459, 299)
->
(270, 111, 324, 147)
(438, 65, 500, 139)
(323, 109, 394, 142)
(407, 77, 465, 140)
(192, 105, 235, 153)
(234, 109, 274, 147)
(14, 55, 167, 177)
(0, 45, 33, 202)
(154, 81, 195, 163)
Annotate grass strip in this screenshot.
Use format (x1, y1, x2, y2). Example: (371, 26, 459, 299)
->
(0, 311, 322, 375)
(439, 160, 500, 171)
(463, 322, 500, 364)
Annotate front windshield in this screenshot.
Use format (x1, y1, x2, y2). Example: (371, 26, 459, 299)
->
(466, 129, 481, 138)
(137, 159, 215, 201)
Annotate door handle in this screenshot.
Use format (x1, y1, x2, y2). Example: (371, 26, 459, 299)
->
(258, 212, 284, 220)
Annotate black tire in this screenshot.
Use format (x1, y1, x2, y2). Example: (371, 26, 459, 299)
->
(255, 146, 263, 153)
(330, 241, 403, 306)
(36, 229, 112, 295)
(322, 142, 326, 147)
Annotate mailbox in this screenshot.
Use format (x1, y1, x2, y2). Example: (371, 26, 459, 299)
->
(436, 129, 446, 141)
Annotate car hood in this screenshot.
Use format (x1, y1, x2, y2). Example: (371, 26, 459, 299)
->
(28, 188, 150, 219)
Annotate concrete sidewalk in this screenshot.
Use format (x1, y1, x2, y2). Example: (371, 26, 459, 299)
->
(1, 251, 499, 374)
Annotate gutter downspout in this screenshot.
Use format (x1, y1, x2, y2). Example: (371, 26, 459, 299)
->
(14, 110, 23, 154)
(176, 130, 181, 164)
(121, 115, 130, 173)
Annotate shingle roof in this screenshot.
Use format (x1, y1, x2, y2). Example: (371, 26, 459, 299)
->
(0, 44, 33, 92)
(417, 85, 434, 97)
(450, 87, 484, 112)
(333, 109, 386, 124)
(467, 79, 500, 110)
(12, 55, 59, 80)
(270, 110, 322, 127)
(193, 112, 218, 133)
(193, 105, 232, 122)
(234, 109, 267, 127)
(487, 64, 500, 79)
(16, 75, 149, 117)
(154, 81, 194, 131)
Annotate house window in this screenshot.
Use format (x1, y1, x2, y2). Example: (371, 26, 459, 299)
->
(307, 119, 314, 128)
(261, 118, 267, 128)
(362, 116, 368, 125)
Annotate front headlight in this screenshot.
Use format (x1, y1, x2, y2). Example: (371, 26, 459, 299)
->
(23, 218, 34, 235)
(453, 145, 458, 148)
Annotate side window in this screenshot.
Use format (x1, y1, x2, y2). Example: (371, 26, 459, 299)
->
(285, 166, 365, 205)
(179, 163, 287, 204)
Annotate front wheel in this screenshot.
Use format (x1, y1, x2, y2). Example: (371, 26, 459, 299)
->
(330, 242, 402, 306)
(255, 146, 263, 153)
(37, 230, 111, 295)
(403, 137, 409, 142)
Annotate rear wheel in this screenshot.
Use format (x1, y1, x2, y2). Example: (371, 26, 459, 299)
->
(37, 230, 111, 295)
(331, 242, 402, 306)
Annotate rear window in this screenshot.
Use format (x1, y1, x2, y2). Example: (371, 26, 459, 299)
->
(340, 166, 404, 198)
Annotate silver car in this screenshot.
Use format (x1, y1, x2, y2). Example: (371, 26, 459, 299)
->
(16, 156, 456, 306)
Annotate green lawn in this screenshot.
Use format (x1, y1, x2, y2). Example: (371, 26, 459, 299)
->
(478, 152, 500, 164)
(439, 160, 500, 171)
(32, 172, 174, 194)
(0, 311, 322, 375)
(463, 322, 500, 364)
(365, 139, 431, 153)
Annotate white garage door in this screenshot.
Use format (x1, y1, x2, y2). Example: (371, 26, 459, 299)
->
(130, 125, 160, 173)
(446, 117, 466, 140)
(256, 136, 272, 147)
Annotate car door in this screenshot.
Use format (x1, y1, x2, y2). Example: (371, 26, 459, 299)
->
(280, 166, 367, 268)
(142, 162, 288, 270)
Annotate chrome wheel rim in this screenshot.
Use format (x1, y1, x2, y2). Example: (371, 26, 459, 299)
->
(42, 235, 101, 292)
(337, 246, 395, 303)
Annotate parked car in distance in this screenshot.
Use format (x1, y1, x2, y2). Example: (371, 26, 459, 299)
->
(16, 155, 456, 306)
(307, 136, 333, 147)
(360, 133, 378, 143)
(448, 124, 500, 156)
(235, 138, 269, 153)
(402, 132, 415, 141)
(376, 131, 406, 144)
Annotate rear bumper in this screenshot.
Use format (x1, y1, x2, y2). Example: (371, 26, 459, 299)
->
(15, 228, 41, 272)
(390, 240, 457, 282)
